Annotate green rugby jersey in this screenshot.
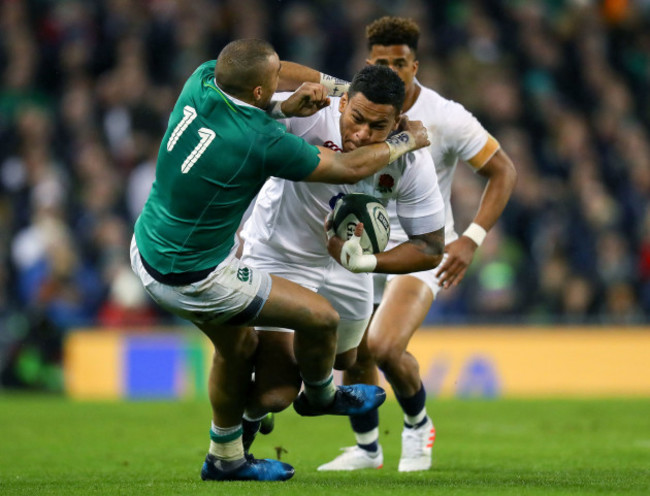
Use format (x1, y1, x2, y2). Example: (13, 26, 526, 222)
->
(134, 60, 320, 274)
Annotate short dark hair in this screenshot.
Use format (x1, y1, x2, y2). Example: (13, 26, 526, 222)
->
(215, 39, 276, 98)
(366, 16, 420, 53)
(348, 65, 405, 115)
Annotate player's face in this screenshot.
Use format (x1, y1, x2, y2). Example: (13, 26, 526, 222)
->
(257, 53, 281, 108)
(338, 92, 399, 152)
(367, 45, 419, 92)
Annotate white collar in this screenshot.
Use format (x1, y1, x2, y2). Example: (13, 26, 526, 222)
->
(214, 78, 258, 110)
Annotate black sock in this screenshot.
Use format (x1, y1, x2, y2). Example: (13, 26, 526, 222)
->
(350, 409, 380, 452)
(396, 383, 427, 427)
(242, 418, 260, 452)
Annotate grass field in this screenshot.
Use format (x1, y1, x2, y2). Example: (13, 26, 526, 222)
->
(2, 395, 650, 495)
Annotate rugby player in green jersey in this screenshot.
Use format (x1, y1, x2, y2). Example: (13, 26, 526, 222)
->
(130, 39, 430, 482)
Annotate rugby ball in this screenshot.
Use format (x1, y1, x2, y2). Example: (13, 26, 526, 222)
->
(331, 193, 390, 254)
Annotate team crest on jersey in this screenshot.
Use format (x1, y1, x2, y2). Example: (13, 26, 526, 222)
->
(377, 174, 395, 194)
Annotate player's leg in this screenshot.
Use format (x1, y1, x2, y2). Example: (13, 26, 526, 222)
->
(199, 272, 364, 481)
(319, 273, 383, 471)
(319, 273, 436, 471)
(254, 274, 336, 391)
(253, 274, 385, 415)
(340, 271, 388, 388)
(241, 330, 300, 452)
(369, 275, 432, 394)
(192, 275, 305, 481)
(247, 331, 300, 416)
(131, 241, 290, 481)
(369, 274, 436, 472)
(197, 320, 294, 481)
(316, 325, 386, 471)
(312, 264, 384, 471)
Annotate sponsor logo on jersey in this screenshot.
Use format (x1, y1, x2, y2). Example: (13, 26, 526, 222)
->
(323, 140, 342, 152)
(237, 267, 251, 283)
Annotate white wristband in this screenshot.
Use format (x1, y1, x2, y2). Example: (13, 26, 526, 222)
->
(340, 235, 377, 273)
(463, 222, 487, 246)
(385, 131, 415, 163)
(319, 73, 350, 97)
(266, 100, 286, 119)
(344, 253, 378, 273)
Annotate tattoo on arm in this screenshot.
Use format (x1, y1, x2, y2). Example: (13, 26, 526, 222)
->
(410, 227, 445, 257)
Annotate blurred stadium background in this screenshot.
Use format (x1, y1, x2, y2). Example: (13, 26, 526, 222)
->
(0, 0, 649, 397)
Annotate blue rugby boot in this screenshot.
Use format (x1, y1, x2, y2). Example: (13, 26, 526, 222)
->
(293, 384, 386, 417)
(200, 454, 294, 481)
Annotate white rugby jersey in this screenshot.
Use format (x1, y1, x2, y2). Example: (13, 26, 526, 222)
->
(387, 82, 496, 248)
(241, 95, 445, 267)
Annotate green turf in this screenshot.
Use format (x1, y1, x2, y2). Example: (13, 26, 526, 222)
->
(1, 395, 649, 495)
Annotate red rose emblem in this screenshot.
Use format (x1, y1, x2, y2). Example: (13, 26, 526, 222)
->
(378, 174, 394, 193)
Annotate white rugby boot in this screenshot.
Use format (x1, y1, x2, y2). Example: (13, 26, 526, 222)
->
(317, 445, 383, 471)
(398, 417, 435, 472)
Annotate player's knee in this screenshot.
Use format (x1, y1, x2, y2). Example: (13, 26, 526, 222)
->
(257, 385, 299, 413)
(367, 336, 399, 367)
(310, 305, 340, 335)
(334, 348, 357, 370)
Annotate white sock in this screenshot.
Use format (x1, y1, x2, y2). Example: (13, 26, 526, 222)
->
(404, 408, 427, 427)
(355, 427, 380, 455)
(209, 422, 244, 461)
(303, 373, 336, 407)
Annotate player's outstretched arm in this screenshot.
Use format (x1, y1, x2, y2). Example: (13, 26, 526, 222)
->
(278, 61, 350, 96)
(305, 120, 430, 185)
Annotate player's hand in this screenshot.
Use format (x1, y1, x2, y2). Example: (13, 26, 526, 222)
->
(325, 212, 345, 260)
(339, 223, 377, 273)
(435, 237, 477, 288)
(397, 116, 429, 150)
(282, 83, 331, 117)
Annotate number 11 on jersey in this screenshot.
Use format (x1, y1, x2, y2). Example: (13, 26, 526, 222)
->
(167, 105, 216, 174)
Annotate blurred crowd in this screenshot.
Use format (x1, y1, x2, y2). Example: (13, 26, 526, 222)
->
(0, 0, 649, 386)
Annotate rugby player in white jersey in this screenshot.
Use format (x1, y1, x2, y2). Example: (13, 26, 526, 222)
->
(232, 63, 446, 446)
(131, 38, 434, 482)
(279, 16, 517, 472)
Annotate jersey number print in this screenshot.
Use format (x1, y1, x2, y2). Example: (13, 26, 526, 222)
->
(167, 105, 216, 174)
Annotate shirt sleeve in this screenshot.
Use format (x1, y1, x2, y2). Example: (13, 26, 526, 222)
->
(265, 131, 321, 181)
(444, 100, 494, 168)
(395, 150, 446, 236)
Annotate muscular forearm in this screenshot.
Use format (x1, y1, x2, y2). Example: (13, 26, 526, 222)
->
(278, 61, 321, 91)
(374, 239, 443, 274)
(473, 150, 517, 231)
(312, 131, 424, 184)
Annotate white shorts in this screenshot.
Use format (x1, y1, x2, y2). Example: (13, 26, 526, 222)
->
(242, 249, 372, 353)
(131, 237, 271, 326)
(372, 253, 448, 305)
